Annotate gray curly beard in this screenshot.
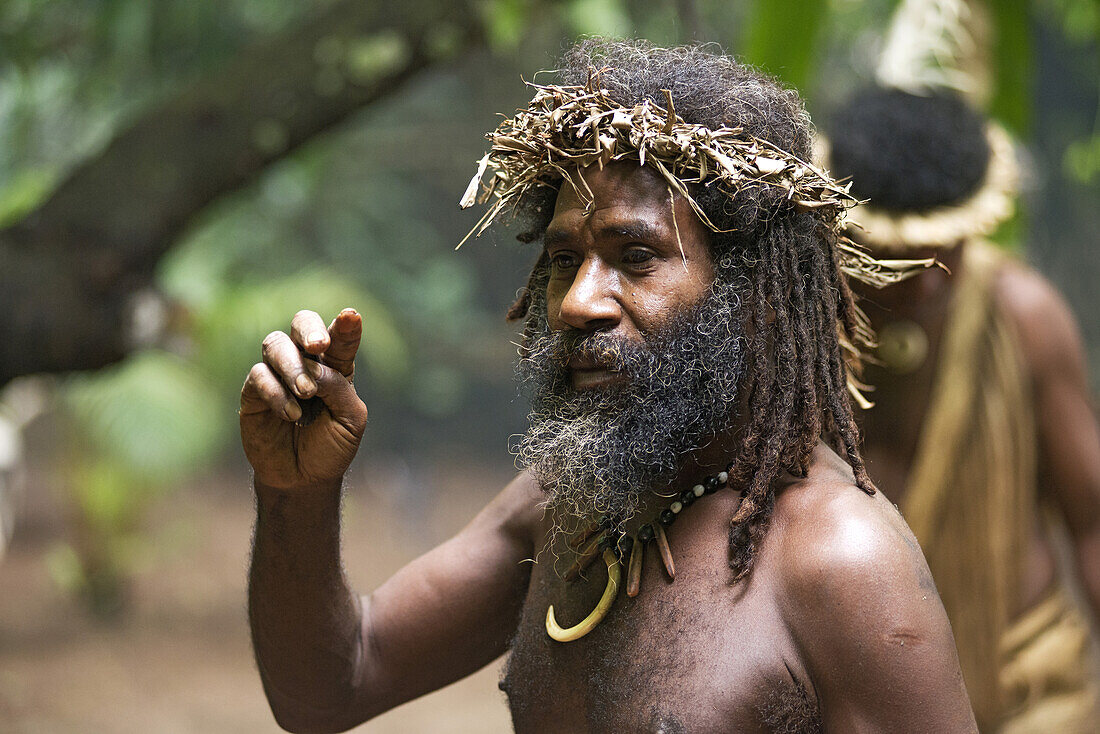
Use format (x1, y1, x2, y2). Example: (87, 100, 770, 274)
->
(514, 276, 747, 526)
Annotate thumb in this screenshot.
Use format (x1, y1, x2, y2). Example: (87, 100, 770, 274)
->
(304, 359, 368, 434)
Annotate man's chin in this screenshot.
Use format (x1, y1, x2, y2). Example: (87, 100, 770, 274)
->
(541, 476, 646, 527)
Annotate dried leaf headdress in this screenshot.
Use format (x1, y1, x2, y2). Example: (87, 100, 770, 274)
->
(458, 78, 932, 290)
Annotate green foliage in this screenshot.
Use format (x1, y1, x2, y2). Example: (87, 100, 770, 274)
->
(988, 0, 1034, 134)
(44, 543, 84, 596)
(67, 458, 144, 537)
(56, 350, 224, 615)
(988, 209, 1025, 253)
(481, 0, 535, 50)
(740, 0, 828, 91)
(344, 31, 412, 85)
(45, 454, 161, 616)
(564, 0, 632, 38)
(0, 0, 311, 210)
(0, 167, 55, 228)
(61, 350, 224, 484)
(480, 0, 634, 52)
(1042, 0, 1100, 43)
(1065, 132, 1100, 184)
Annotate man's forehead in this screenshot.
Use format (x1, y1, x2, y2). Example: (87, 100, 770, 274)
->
(545, 162, 709, 246)
(551, 162, 670, 215)
(543, 213, 667, 249)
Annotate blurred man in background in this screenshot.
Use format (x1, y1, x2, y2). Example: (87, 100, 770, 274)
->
(823, 84, 1100, 732)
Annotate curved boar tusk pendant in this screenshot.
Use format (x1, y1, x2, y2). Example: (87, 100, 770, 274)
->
(546, 549, 621, 642)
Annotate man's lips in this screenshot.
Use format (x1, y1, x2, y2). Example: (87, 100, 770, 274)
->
(567, 359, 624, 389)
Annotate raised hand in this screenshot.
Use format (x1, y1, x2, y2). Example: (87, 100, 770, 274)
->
(240, 308, 368, 489)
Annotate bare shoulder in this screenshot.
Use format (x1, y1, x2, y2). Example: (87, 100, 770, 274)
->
(497, 469, 546, 510)
(760, 446, 975, 731)
(483, 470, 546, 547)
(768, 447, 932, 612)
(992, 257, 1088, 380)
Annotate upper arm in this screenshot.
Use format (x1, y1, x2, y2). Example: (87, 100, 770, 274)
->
(1002, 268, 1100, 532)
(780, 495, 977, 733)
(352, 472, 542, 720)
(999, 267, 1100, 611)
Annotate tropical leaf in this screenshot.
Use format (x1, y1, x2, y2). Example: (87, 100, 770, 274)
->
(0, 167, 57, 228)
(61, 350, 225, 483)
(67, 457, 143, 532)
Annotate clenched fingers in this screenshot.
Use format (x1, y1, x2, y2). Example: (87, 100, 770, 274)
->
(291, 310, 330, 356)
(304, 358, 367, 434)
(241, 362, 302, 422)
(262, 330, 316, 399)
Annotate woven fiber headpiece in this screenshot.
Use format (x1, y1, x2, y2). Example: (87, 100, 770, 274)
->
(816, 123, 1018, 251)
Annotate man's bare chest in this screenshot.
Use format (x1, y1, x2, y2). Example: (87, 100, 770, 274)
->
(501, 544, 818, 734)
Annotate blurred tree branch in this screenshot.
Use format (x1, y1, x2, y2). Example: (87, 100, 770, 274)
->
(0, 0, 482, 387)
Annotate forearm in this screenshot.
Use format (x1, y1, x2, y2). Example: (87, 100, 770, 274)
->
(248, 478, 365, 732)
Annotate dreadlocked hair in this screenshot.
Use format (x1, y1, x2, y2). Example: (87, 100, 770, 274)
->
(511, 38, 875, 580)
(716, 212, 876, 579)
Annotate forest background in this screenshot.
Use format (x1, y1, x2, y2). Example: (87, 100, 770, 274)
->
(0, 1, 1097, 732)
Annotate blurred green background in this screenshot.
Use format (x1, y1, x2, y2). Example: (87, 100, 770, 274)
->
(0, 1, 1096, 731)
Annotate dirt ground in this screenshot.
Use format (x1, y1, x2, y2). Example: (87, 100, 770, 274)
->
(0, 434, 517, 733)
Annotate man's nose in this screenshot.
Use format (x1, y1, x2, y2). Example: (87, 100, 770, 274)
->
(556, 257, 622, 331)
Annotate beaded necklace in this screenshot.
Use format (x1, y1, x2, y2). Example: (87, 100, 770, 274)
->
(546, 468, 732, 642)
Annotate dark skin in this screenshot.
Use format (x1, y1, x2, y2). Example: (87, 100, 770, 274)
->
(852, 240, 1100, 620)
(244, 163, 977, 733)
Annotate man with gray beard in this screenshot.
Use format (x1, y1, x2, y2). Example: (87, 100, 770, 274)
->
(516, 268, 746, 528)
(242, 39, 977, 733)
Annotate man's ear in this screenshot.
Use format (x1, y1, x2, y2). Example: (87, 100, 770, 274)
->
(507, 250, 550, 322)
(507, 289, 531, 322)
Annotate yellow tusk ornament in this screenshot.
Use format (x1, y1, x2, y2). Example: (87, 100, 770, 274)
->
(546, 549, 621, 642)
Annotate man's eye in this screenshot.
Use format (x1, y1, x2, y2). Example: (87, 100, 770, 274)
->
(550, 253, 579, 270)
(623, 248, 655, 265)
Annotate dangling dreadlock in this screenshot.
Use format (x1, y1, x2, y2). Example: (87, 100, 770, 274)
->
(718, 211, 875, 578)
(463, 39, 903, 580)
